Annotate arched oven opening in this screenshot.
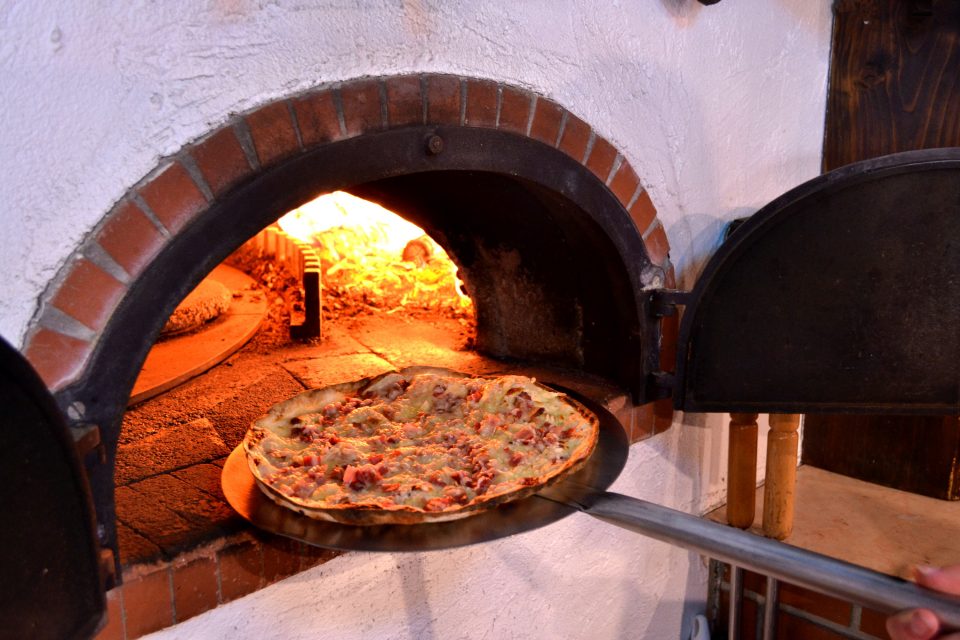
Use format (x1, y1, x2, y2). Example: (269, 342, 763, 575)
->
(53, 120, 662, 574)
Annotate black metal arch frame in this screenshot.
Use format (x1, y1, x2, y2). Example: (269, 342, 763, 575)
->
(54, 124, 656, 556)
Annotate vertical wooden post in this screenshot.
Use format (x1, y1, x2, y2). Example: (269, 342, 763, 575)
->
(727, 413, 759, 529)
(762, 413, 801, 540)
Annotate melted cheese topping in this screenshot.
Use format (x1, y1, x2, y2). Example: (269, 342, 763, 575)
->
(247, 373, 595, 515)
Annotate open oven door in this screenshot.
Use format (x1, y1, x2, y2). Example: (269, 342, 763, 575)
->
(0, 336, 106, 639)
(650, 148, 960, 416)
(576, 148, 960, 627)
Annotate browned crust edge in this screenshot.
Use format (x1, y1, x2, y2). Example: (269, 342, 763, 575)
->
(243, 367, 600, 525)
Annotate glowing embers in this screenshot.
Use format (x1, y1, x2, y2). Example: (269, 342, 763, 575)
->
(278, 192, 472, 318)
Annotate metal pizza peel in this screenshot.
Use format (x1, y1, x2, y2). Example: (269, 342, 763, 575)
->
(221, 387, 627, 552)
(221, 387, 960, 631)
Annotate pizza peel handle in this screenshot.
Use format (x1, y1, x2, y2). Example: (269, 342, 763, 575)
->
(552, 490, 960, 630)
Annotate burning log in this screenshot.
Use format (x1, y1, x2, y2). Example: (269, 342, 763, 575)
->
(228, 192, 475, 346)
(280, 192, 473, 321)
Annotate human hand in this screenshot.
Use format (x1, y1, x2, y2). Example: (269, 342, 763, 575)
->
(887, 566, 960, 640)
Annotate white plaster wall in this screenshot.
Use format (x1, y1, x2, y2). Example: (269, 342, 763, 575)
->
(0, 0, 831, 637)
(0, 0, 830, 346)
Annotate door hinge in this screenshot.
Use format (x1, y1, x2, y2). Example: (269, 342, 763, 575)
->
(646, 371, 676, 401)
(71, 424, 104, 463)
(99, 548, 117, 590)
(648, 289, 693, 318)
(643, 289, 691, 403)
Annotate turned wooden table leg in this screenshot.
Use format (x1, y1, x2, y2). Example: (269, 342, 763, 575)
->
(727, 413, 759, 529)
(762, 413, 801, 540)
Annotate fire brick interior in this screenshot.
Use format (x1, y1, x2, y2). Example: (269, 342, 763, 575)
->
(115, 312, 471, 565)
(351, 172, 642, 378)
(114, 211, 633, 567)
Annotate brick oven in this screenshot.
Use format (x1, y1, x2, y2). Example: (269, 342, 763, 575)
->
(0, 2, 890, 639)
(10, 72, 682, 638)
(25, 70, 673, 561)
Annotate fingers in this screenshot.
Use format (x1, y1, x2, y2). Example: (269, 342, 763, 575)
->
(915, 565, 960, 596)
(886, 609, 940, 640)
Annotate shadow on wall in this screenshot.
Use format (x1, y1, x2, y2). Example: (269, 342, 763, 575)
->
(607, 538, 708, 637)
(401, 555, 438, 640)
(554, 42, 729, 292)
(668, 206, 754, 291)
(659, 0, 705, 25)
(641, 550, 710, 639)
(667, 213, 727, 290)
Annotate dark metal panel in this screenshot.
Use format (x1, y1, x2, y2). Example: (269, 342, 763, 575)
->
(676, 149, 960, 414)
(0, 337, 104, 639)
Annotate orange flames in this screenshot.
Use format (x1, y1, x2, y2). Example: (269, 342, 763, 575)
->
(277, 192, 472, 315)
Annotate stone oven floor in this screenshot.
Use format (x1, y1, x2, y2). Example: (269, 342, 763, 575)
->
(115, 312, 629, 569)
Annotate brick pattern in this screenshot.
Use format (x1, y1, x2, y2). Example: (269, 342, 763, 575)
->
(712, 563, 892, 640)
(50, 258, 126, 332)
(190, 126, 253, 196)
(138, 161, 208, 235)
(426, 75, 461, 125)
(498, 85, 533, 134)
(95, 200, 167, 279)
(529, 98, 564, 146)
(340, 80, 385, 136)
(385, 75, 424, 127)
(558, 112, 592, 163)
(644, 222, 671, 267)
(24, 73, 670, 398)
(585, 136, 618, 184)
(121, 568, 174, 638)
(292, 90, 344, 147)
(463, 78, 498, 128)
(245, 101, 301, 167)
(94, 536, 339, 640)
(629, 189, 658, 236)
(609, 162, 640, 210)
(23, 328, 93, 390)
(172, 556, 219, 622)
(96, 587, 124, 640)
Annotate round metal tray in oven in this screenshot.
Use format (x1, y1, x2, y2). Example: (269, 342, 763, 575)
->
(221, 388, 628, 552)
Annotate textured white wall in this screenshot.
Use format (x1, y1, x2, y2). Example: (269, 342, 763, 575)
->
(0, 0, 831, 638)
(0, 0, 830, 346)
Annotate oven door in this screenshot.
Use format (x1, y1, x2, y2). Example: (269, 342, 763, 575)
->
(0, 336, 105, 639)
(660, 148, 960, 416)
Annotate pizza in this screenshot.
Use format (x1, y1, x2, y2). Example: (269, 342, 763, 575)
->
(242, 367, 599, 525)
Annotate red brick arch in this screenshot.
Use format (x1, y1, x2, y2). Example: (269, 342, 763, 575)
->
(24, 74, 672, 392)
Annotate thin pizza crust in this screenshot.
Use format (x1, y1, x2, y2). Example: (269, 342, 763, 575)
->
(243, 367, 599, 525)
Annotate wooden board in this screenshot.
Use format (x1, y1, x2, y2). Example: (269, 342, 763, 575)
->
(707, 466, 960, 577)
(808, 0, 960, 500)
(803, 415, 960, 500)
(129, 265, 266, 406)
(824, 0, 960, 170)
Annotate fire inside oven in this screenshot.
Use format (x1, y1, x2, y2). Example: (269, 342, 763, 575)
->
(114, 173, 642, 567)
